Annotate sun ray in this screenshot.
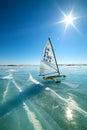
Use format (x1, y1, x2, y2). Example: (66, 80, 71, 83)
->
(64, 23, 69, 32)
(54, 19, 65, 24)
(58, 8, 67, 18)
(71, 22, 80, 33)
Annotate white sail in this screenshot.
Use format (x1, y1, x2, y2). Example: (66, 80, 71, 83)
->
(40, 38, 60, 76)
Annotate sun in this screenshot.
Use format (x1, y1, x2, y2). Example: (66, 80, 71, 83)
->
(65, 14, 73, 24)
(63, 12, 75, 31)
(55, 9, 80, 32)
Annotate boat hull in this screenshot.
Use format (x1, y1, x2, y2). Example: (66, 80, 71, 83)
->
(43, 74, 66, 80)
(43, 74, 66, 83)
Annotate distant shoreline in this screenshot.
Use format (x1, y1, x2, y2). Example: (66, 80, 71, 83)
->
(0, 64, 87, 66)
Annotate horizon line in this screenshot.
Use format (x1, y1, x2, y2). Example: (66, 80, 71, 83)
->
(0, 63, 87, 66)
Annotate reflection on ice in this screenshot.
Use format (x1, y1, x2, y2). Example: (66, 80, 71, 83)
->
(46, 87, 87, 117)
(66, 107, 73, 120)
(29, 74, 40, 84)
(2, 74, 13, 79)
(66, 97, 75, 120)
(67, 96, 78, 108)
(23, 102, 43, 130)
(29, 73, 44, 86)
(9, 69, 17, 72)
(2, 80, 11, 103)
(62, 81, 79, 88)
(12, 78, 22, 92)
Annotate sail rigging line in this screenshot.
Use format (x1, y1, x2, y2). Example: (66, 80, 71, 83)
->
(48, 38, 60, 75)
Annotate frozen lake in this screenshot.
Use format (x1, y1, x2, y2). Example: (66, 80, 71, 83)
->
(0, 65, 87, 130)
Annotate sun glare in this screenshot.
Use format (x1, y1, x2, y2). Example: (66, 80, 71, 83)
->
(65, 14, 73, 24)
(55, 8, 80, 32)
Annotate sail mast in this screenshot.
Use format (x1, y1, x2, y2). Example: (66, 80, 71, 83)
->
(48, 38, 60, 75)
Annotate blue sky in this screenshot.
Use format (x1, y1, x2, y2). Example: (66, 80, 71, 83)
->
(0, 0, 87, 65)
